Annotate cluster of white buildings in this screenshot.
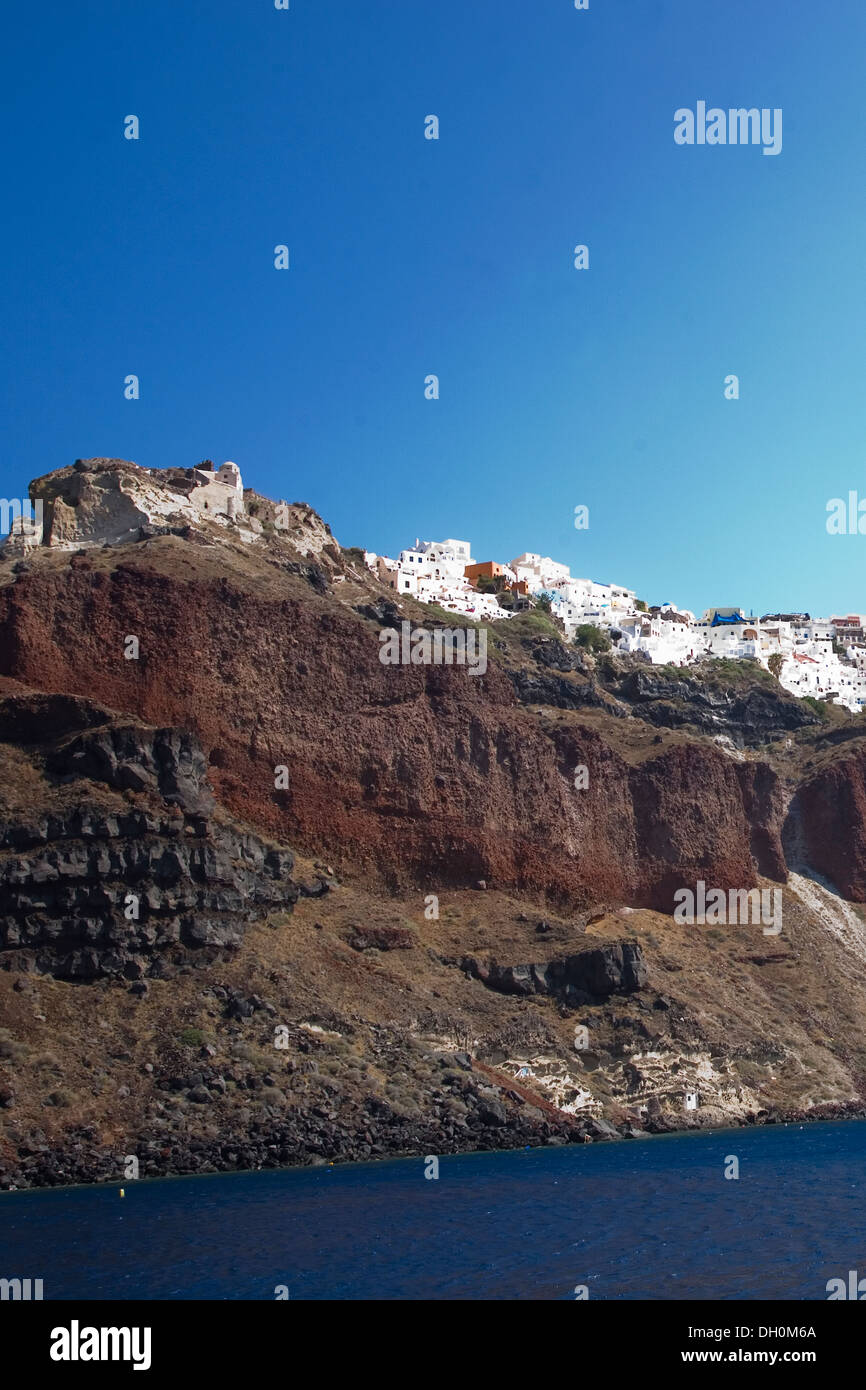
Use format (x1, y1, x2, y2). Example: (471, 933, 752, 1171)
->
(606, 604, 866, 713)
(649, 608, 866, 712)
(365, 534, 866, 714)
(365, 538, 509, 621)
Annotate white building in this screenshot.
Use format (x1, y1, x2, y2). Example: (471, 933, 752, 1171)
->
(511, 552, 572, 590)
(189, 461, 245, 521)
(398, 538, 474, 584)
(368, 534, 512, 621)
(363, 537, 866, 709)
(546, 575, 639, 637)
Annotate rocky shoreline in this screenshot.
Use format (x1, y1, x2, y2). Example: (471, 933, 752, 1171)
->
(3, 1069, 864, 1193)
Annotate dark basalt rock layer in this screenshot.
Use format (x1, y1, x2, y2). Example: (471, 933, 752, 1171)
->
(605, 668, 818, 745)
(0, 694, 298, 980)
(462, 941, 648, 1005)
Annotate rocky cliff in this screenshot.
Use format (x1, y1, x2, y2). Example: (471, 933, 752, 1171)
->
(0, 693, 298, 980)
(0, 539, 794, 914)
(2, 461, 866, 1190)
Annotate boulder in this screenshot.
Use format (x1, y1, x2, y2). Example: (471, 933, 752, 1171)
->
(462, 941, 647, 1005)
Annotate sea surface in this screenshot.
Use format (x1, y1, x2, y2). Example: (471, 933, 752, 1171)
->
(2, 1120, 864, 1299)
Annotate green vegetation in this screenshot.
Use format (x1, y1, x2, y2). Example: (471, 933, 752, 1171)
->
(693, 657, 777, 690)
(496, 589, 520, 611)
(635, 599, 648, 613)
(476, 573, 507, 594)
(801, 695, 833, 722)
(646, 662, 689, 681)
(342, 546, 366, 567)
(574, 623, 612, 654)
(767, 653, 784, 679)
(179, 1027, 205, 1048)
(503, 609, 561, 640)
(424, 603, 483, 628)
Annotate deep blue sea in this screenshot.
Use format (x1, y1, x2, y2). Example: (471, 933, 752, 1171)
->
(2, 1120, 865, 1299)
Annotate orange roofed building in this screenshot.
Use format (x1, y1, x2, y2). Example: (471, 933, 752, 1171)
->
(465, 560, 505, 584)
(464, 560, 528, 596)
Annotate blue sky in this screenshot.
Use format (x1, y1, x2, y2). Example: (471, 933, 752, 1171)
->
(3, 0, 866, 617)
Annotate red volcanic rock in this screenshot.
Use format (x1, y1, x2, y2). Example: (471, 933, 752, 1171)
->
(796, 752, 866, 901)
(0, 545, 827, 910)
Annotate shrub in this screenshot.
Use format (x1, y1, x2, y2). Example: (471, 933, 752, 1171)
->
(695, 658, 776, 690)
(348, 925, 415, 952)
(801, 695, 832, 722)
(574, 624, 611, 654)
(504, 610, 560, 640)
(179, 1027, 205, 1048)
(0, 1029, 27, 1062)
(424, 604, 481, 628)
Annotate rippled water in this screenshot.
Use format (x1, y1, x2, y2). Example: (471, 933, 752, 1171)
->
(2, 1120, 865, 1299)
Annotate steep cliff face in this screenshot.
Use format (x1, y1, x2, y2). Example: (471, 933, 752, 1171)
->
(2, 484, 865, 916)
(3, 469, 866, 1189)
(608, 666, 817, 744)
(0, 693, 298, 979)
(0, 548, 791, 914)
(795, 751, 866, 900)
(511, 654, 818, 747)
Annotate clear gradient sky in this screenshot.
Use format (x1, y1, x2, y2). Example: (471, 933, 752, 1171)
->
(2, 1, 866, 617)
